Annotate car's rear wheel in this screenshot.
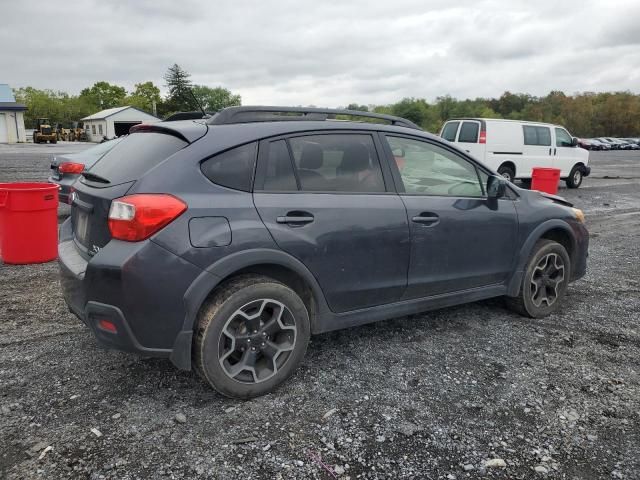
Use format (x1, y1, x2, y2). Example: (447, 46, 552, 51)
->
(566, 165, 583, 189)
(497, 165, 515, 182)
(505, 239, 571, 318)
(194, 275, 310, 399)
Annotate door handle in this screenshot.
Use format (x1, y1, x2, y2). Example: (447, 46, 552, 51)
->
(549, 148, 552, 155)
(553, 147, 557, 155)
(276, 211, 314, 225)
(412, 213, 440, 226)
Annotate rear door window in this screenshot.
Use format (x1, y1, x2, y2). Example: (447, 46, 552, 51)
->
(259, 140, 298, 191)
(201, 142, 257, 192)
(86, 132, 187, 185)
(441, 122, 460, 141)
(458, 122, 479, 143)
(288, 134, 385, 193)
(523, 126, 552, 146)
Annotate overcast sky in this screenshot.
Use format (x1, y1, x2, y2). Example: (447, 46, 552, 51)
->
(1, 0, 638, 106)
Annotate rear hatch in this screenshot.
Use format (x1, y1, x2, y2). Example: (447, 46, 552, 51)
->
(70, 122, 206, 258)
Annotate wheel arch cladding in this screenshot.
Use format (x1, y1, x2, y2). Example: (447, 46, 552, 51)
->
(507, 220, 577, 296)
(170, 249, 328, 370)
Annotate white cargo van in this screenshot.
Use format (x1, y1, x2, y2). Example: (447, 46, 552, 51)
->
(439, 118, 591, 188)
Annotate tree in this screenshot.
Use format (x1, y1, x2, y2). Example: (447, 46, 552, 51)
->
(13, 87, 93, 128)
(79, 81, 127, 110)
(163, 64, 193, 111)
(191, 85, 241, 112)
(124, 81, 162, 114)
(346, 103, 369, 112)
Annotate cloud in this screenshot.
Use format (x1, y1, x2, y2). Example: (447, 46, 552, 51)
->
(0, 0, 637, 106)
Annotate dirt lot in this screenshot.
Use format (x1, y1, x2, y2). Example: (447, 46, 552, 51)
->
(1, 143, 639, 479)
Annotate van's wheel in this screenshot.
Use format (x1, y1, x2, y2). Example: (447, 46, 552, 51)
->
(505, 239, 571, 318)
(497, 165, 515, 182)
(566, 166, 583, 188)
(194, 275, 310, 399)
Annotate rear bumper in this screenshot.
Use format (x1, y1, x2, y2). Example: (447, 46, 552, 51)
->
(58, 218, 203, 360)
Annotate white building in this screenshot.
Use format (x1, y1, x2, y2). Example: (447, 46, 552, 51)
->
(0, 84, 27, 143)
(81, 106, 159, 142)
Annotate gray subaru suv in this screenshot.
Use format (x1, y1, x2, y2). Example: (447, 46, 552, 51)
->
(58, 107, 589, 398)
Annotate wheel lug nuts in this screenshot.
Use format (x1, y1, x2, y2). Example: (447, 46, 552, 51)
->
(247, 338, 251, 343)
(261, 342, 265, 347)
(251, 346, 256, 351)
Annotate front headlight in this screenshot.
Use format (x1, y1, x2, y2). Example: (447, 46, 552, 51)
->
(571, 208, 585, 223)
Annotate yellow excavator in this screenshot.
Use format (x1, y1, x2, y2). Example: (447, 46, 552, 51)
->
(33, 118, 57, 144)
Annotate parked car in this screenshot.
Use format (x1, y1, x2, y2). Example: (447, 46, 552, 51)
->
(577, 138, 595, 150)
(587, 139, 611, 151)
(439, 118, 591, 188)
(58, 106, 589, 398)
(607, 138, 634, 150)
(48, 137, 125, 204)
(619, 138, 640, 150)
(593, 137, 618, 150)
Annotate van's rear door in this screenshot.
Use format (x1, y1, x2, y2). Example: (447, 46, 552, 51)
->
(456, 120, 484, 161)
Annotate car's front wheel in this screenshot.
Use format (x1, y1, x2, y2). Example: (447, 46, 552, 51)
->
(194, 275, 310, 399)
(505, 239, 571, 318)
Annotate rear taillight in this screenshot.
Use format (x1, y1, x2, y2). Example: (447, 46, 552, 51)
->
(59, 162, 85, 174)
(479, 129, 487, 144)
(108, 194, 187, 242)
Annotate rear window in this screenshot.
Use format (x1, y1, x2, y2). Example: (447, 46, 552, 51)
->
(458, 122, 479, 143)
(441, 122, 460, 141)
(523, 126, 551, 146)
(201, 142, 257, 192)
(87, 132, 187, 185)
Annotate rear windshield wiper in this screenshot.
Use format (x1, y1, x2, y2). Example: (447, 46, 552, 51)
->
(81, 172, 111, 184)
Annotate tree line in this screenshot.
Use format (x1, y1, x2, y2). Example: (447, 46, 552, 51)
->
(358, 90, 640, 137)
(13, 64, 241, 129)
(13, 65, 639, 136)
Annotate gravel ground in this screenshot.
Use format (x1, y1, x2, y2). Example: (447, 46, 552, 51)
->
(1, 144, 639, 479)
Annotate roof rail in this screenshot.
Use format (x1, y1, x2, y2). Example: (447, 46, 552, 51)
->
(206, 106, 421, 130)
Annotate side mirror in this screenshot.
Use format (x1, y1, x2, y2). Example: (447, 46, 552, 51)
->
(571, 137, 579, 147)
(487, 175, 507, 199)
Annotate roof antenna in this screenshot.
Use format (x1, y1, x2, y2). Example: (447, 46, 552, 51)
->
(188, 88, 209, 119)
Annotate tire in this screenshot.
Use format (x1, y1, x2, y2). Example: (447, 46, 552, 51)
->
(193, 275, 310, 399)
(566, 165, 583, 189)
(505, 239, 571, 318)
(497, 164, 515, 182)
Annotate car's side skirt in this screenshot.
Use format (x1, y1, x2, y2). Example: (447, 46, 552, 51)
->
(314, 283, 507, 333)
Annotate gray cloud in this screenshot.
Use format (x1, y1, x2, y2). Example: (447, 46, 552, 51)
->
(0, 0, 637, 106)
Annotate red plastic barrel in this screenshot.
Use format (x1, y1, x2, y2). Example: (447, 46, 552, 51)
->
(531, 167, 561, 195)
(0, 183, 59, 264)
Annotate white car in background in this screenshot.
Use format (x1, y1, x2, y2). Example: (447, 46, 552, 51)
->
(440, 118, 591, 188)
